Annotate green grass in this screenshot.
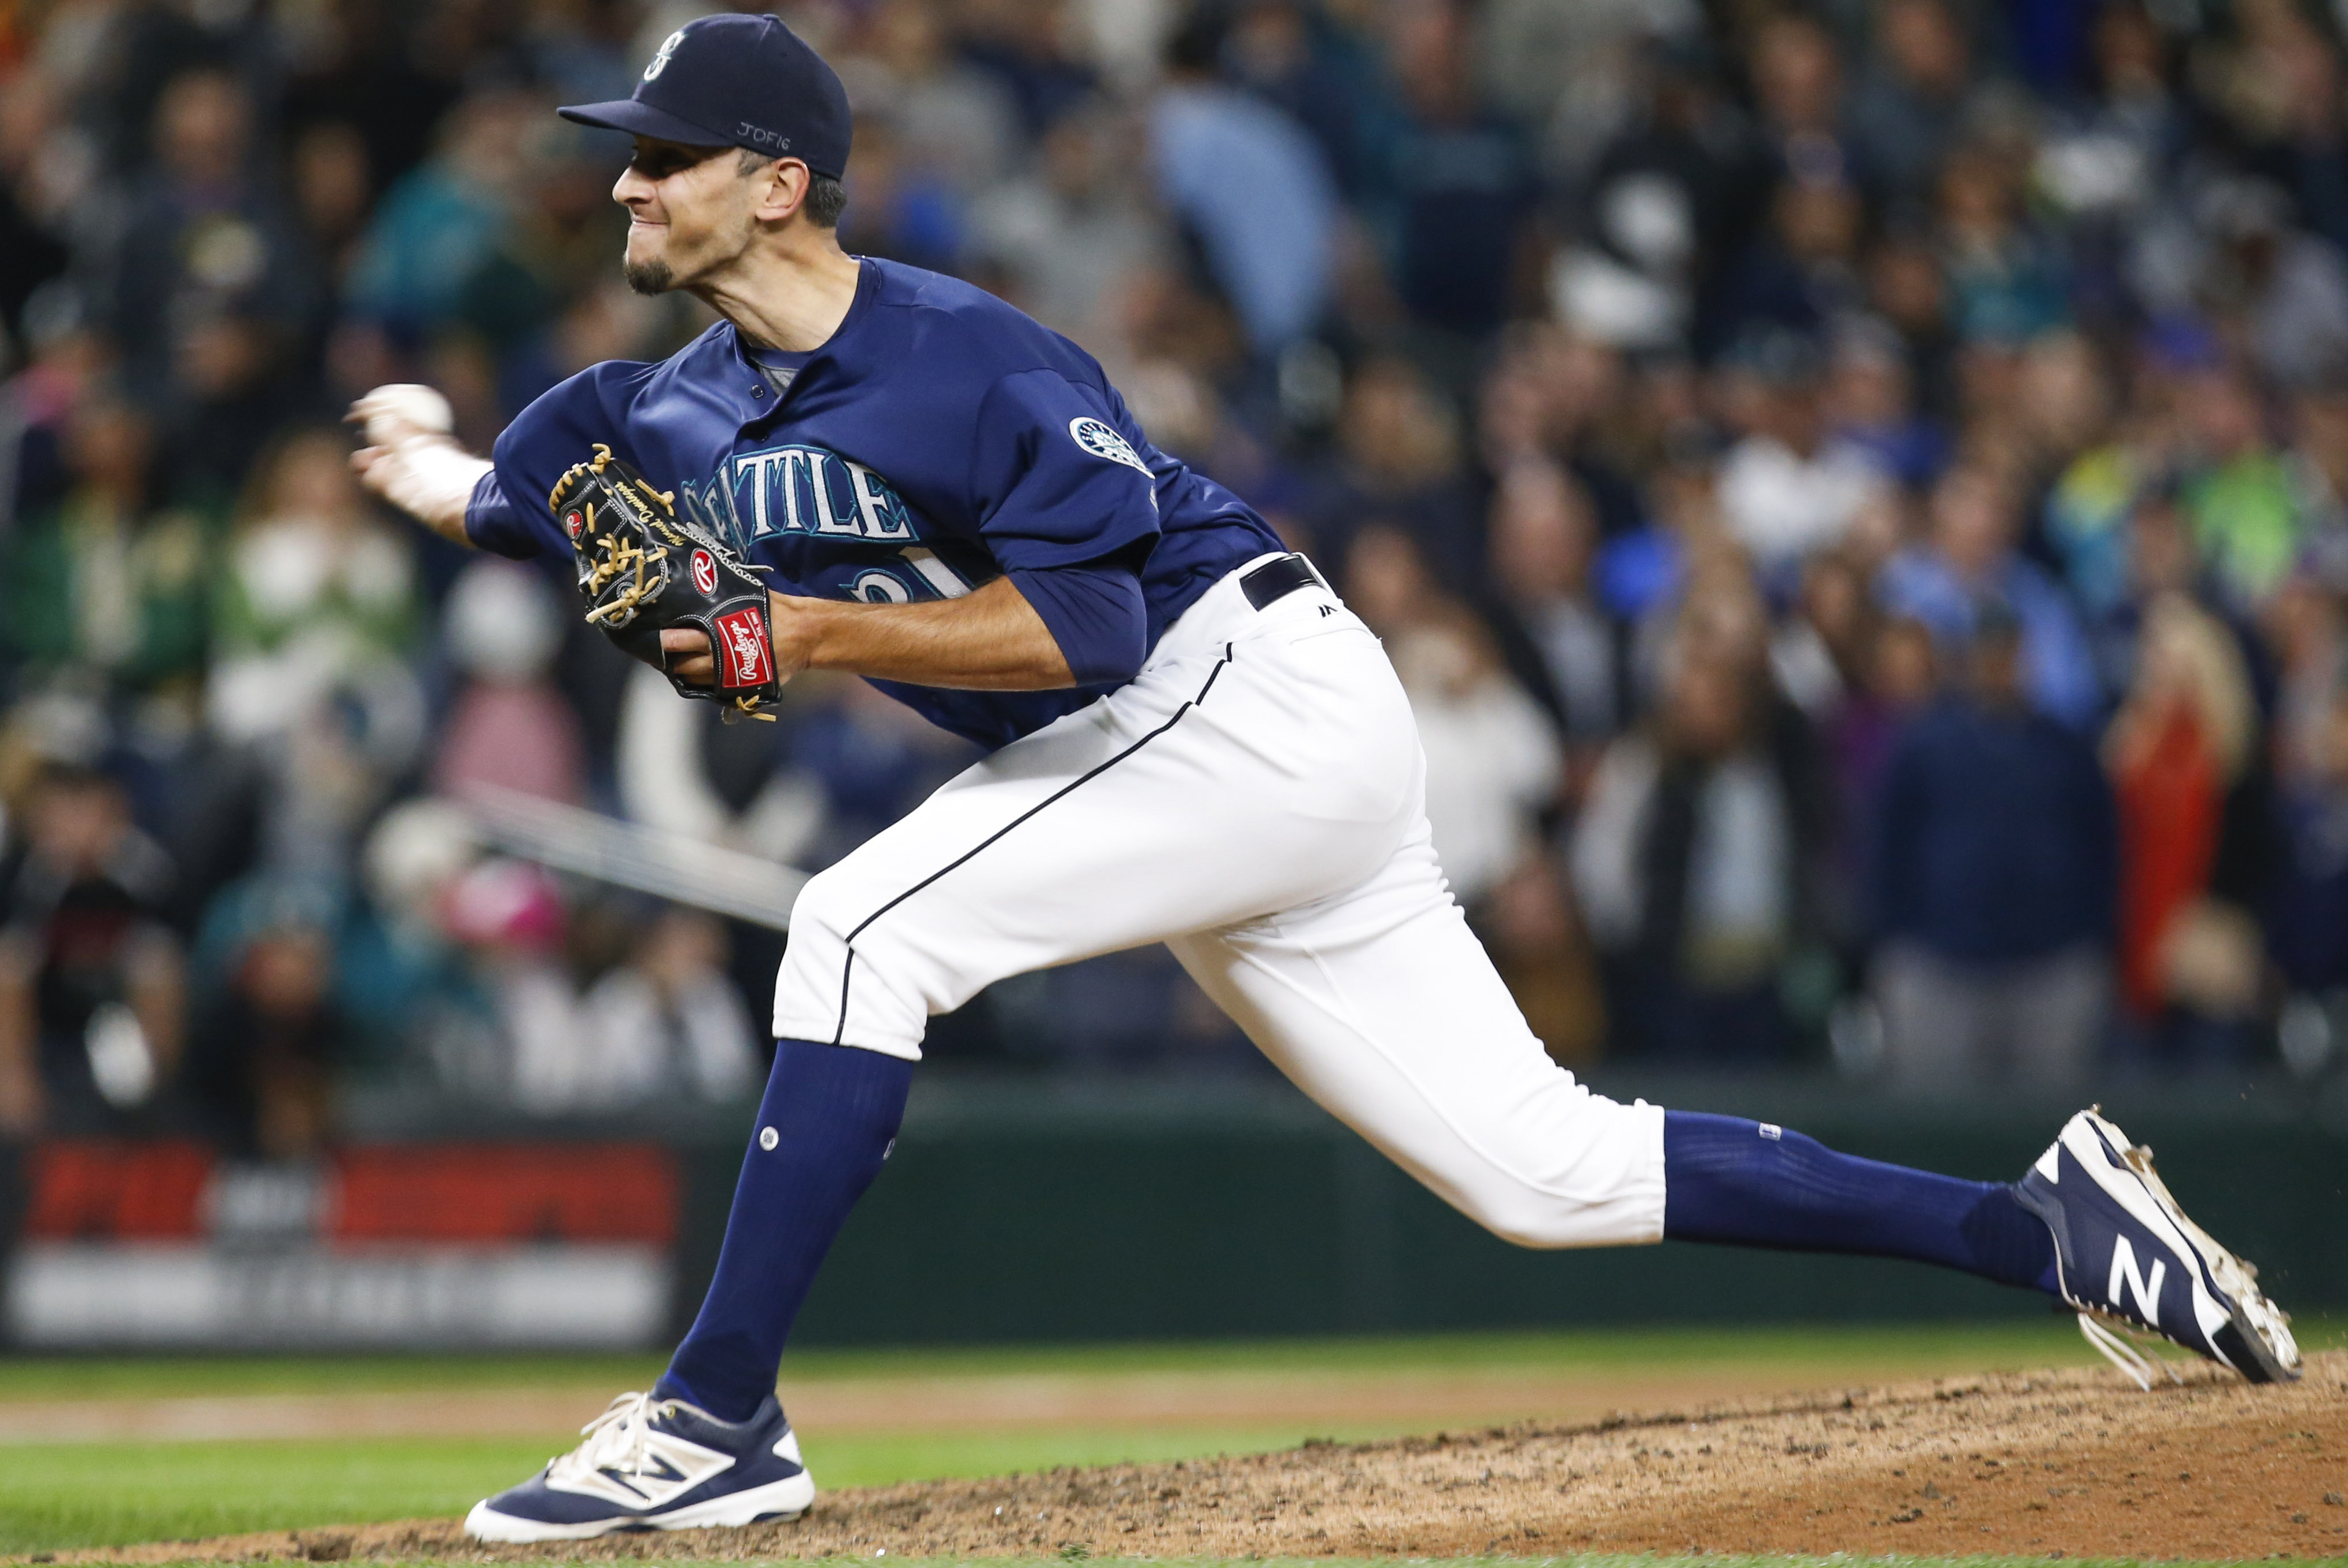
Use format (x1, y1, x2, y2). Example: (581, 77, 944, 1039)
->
(0, 1319, 2338, 1557)
(3, 1315, 2293, 1402)
(0, 1439, 553, 1556)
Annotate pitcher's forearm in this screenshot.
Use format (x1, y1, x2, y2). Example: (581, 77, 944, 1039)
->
(779, 577, 1075, 690)
(347, 385, 488, 547)
(351, 439, 489, 546)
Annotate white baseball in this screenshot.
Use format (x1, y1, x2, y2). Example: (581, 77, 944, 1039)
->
(355, 383, 454, 446)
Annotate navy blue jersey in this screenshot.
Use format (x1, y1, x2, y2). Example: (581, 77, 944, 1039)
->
(466, 257, 1283, 750)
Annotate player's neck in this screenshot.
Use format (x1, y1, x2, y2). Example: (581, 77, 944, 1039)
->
(693, 233, 864, 355)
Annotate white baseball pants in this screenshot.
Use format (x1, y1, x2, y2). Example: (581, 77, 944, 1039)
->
(770, 556, 1666, 1249)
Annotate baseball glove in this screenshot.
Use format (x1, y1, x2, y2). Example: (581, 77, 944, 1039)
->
(551, 444, 782, 723)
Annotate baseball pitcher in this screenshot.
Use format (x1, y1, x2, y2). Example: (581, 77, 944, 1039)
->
(349, 14, 2300, 1543)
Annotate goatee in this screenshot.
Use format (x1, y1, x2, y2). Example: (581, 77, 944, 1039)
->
(623, 257, 674, 296)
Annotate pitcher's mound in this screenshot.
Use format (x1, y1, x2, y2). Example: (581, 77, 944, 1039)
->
(63, 1350, 2348, 1562)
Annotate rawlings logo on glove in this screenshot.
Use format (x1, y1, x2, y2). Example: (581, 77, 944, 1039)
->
(551, 443, 783, 723)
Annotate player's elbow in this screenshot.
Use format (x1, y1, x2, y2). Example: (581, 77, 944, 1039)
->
(1063, 613, 1145, 686)
(1007, 565, 1147, 688)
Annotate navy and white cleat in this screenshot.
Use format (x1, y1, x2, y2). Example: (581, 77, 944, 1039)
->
(2016, 1107, 2300, 1389)
(463, 1390, 815, 1542)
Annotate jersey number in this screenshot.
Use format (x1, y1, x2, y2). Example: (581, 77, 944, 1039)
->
(849, 548, 973, 603)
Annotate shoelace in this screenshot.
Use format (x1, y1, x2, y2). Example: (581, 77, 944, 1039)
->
(2075, 1309, 2185, 1392)
(547, 1392, 684, 1483)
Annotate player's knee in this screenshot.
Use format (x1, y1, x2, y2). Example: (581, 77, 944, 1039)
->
(772, 869, 863, 1017)
(785, 867, 859, 949)
(1451, 1175, 1650, 1250)
(775, 867, 935, 1047)
(1463, 1195, 1581, 1250)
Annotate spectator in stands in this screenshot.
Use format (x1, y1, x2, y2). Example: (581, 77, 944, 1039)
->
(2043, 396, 2157, 634)
(1817, 609, 1941, 951)
(0, 765, 183, 1133)
(434, 855, 575, 1109)
(108, 69, 317, 465)
(1577, 35, 1772, 361)
(1220, 0, 1379, 202)
(2178, 363, 2305, 610)
(0, 394, 211, 704)
(1309, 356, 1481, 588)
(1864, 227, 1959, 421)
(955, 0, 1099, 137)
(1878, 462, 2102, 728)
(852, 0, 1021, 196)
(973, 105, 1162, 343)
(1746, 13, 1854, 186)
(2266, 654, 2348, 1002)
(187, 882, 344, 1158)
(831, 115, 966, 278)
(1484, 458, 1629, 778)
(2106, 593, 2271, 1066)
(1346, 524, 1559, 912)
(432, 559, 588, 807)
(1150, 12, 1338, 358)
(569, 906, 760, 1109)
(1572, 573, 1820, 1062)
(1710, 172, 1867, 347)
(1824, 316, 1948, 491)
(1936, 143, 2071, 345)
(1366, 0, 1536, 340)
(1716, 329, 1893, 588)
(1868, 611, 2115, 1091)
(207, 425, 421, 746)
(1845, 0, 1984, 201)
(346, 91, 539, 341)
(289, 122, 375, 288)
(2195, 178, 2348, 395)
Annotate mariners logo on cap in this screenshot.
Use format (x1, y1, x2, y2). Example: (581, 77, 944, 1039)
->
(1068, 417, 1151, 479)
(644, 28, 684, 80)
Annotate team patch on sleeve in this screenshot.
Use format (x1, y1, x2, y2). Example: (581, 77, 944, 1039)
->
(1068, 417, 1153, 479)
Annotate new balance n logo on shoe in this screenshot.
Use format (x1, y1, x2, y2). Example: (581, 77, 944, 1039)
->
(2108, 1235, 2167, 1327)
(599, 1452, 693, 1503)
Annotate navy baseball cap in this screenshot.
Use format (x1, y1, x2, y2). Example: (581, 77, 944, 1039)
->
(558, 13, 851, 179)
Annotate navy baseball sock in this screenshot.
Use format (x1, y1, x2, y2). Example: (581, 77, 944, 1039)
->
(1661, 1111, 2058, 1292)
(657, 1037, 914, 1423)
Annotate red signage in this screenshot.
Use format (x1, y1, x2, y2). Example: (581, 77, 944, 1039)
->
(24, 1141, 212, 1239)
(334, 1145, 678, 1243)
(20, 1142, 679, 1244)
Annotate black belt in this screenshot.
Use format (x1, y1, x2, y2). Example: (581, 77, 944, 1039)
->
(1240, 553, 1325, 610)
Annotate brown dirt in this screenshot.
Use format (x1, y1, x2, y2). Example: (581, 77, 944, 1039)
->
(0, 1367, 2045, 1445)
(41, 1352, 2348, 1563)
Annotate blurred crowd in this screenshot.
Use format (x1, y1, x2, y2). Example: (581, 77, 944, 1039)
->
(5, 0, 2348, 1159)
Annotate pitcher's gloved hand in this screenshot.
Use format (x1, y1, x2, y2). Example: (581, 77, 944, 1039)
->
(551, 443, 783, 722)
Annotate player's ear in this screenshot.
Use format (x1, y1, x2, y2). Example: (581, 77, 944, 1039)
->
(752, 157, 812, 224)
